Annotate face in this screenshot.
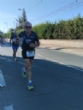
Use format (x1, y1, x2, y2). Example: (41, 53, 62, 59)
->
(25, 23, 32, 33)
(14, 33, 17, 36)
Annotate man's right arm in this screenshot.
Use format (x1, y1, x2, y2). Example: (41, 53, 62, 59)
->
(18, 32, 25, 44)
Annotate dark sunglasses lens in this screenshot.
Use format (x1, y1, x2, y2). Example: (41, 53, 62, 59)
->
(25, 26, 31, 29)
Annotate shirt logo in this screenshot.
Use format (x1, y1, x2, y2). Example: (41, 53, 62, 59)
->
(31, 36, 34, 38)
(26, 39, 31, 44)
(23, 36, 26, 39)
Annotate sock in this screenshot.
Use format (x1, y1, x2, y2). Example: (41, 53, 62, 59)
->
(29, 80, 32, 83)
(22, 67, 26, 72)
(24, 69, 26, 73)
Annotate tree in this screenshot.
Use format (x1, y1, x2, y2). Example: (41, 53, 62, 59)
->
(19, 8, 27, 26)
(22, 8, 27, 24)
(0, 30, 3, 34)
(8, 28, 15, 33)
(16, 8, 27, 29)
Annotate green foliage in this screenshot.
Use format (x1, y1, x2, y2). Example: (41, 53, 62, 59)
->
(3, 29, 24, 38)
(17, 29, 24, 35)
(5, 14, 83, 39)
(16, 8, 27, 29)
(3, 32, 11, 38)
(22, 8, 27, 23)
(33, 15, 83, 39)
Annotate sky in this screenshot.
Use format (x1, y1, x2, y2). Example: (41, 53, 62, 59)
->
(0, 0, 83, 32)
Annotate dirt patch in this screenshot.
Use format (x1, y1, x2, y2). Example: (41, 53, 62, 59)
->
(40, 40, 83, 56)
(58, 48, 83, 56)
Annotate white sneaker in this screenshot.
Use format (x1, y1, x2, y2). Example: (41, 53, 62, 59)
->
(15, 58, 17, 61)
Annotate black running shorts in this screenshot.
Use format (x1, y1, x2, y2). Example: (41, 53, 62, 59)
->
(22, 50, 35, 59)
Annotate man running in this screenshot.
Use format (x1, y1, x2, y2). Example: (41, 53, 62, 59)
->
(10, 31, 19, 61)
(0, 35, 4, 56)
(0, 35, 4, 44)
(19, 21, 40, 90)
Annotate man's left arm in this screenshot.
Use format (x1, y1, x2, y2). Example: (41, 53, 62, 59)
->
(35, 33, 40, 47)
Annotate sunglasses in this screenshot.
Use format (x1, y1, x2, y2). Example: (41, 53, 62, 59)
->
(25, 26, 32, 29)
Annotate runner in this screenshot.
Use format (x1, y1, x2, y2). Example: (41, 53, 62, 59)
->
(10, 31, 19, 61)
(0, 35, 4, 44)
(0, 35, 4, 56)
(19, 21, 40, 90)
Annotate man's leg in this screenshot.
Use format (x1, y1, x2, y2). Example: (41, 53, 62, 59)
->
(24, 59, 34, 90)
(13, 49, 18, 61)
(13, 46, 18, 61)
(13, 50, 17, 58)
(22, 59, 33, 77)
(24, 59, 32, 81)
(30, 59, 33, 66)
(25, 59, 33, 74)
(12, 46, 16, 58)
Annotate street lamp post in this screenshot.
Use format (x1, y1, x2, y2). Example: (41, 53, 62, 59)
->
(4, 22, 8, 32)
(14, 21, 16, 29)
(15, 18, 19, 23)
(18, 8, 25, 29)
(15, 18, 20, 29)
(4, 22, 8, 38)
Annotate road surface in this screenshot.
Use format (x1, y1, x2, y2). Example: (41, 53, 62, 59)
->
(0, 43, 83, 110)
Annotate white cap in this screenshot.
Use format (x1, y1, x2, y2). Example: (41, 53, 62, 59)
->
(24, 21, 32, 27)
(13, 30, 17, 34)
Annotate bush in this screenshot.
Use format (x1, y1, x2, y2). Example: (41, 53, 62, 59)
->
(5, 14, 83, 39)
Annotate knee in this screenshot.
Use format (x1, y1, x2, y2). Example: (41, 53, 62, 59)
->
(14, 50, 16, 53)
(27, 65, 32, 72)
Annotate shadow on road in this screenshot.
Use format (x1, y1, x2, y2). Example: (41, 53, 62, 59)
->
(55, 47, 83, 50)
(0, 55, 83, 110)
(0, 55, 83, 86)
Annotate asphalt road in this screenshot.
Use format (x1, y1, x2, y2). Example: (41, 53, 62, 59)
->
(0, 43, 83, 110)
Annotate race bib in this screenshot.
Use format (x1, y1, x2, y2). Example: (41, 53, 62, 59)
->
(12, 39, 16, 42)
(26, 51, 35, 57)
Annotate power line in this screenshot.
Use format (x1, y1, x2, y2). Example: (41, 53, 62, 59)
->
(33, 2, 76, 20)
(41, 2, 77, 18)
(26, 0, 42, 12)
(18, 1, 42, 13)
(41, 1, 83, 19)
(44, 3, 83, 20)
(31, 1, 77, 21)
(31, 1, 83, 22)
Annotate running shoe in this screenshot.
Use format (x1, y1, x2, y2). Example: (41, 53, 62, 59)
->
(28, 81, 34, 90)
(15, 58, 17, 61)
(13, 54, 14, 57)
(22, 72, 26, 77)
(22, 67, 26, 77)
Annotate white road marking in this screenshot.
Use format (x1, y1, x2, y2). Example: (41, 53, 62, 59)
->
(18, 62, 25, 65)
(0, 54, 83, 73)
(37, 54, 83, 72)
(0, 57, 12, 61)
(0, 70, 6, 87)
(37, 54, 65, 64)
(4, 105, 13, 110)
